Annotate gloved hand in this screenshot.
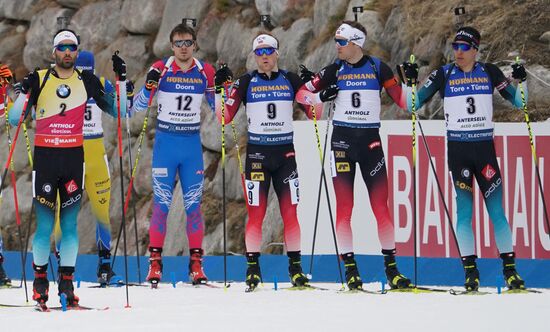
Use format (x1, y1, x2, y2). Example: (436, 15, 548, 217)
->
(511, 63, 527, 82)
(319, 84, 339, 102)
(21, 70, 38, 94)
(401, 61, 419, 87)
(111, 51, 127, 81)
(126, 80, 135, 97)
(299, 64, 315, 82)
(0, 64, 13, 84)
(215, 64, 233, 88)
(145, 67, 161, 91)
(12, 82, 22, 95)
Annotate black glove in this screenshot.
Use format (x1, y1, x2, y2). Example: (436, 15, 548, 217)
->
(126, 80, 134, 97)
(215, 64, 233, 87)
(299, 64, 315, 82)
(145, 67, 161, 91)
(511, 63, 526, 82)
(111, 51, 127, 81)
(319, 84, 339, 102)
(401, 62, 419, 87)
(21, 70, 38, 94)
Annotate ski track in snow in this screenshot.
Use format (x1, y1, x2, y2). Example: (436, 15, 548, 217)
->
(0, 282, 547, 332)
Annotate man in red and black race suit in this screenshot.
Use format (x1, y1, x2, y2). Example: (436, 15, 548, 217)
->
(297, 21, 411, 290)
(214, 32, 322, 290)
(9, 29, 124, 307)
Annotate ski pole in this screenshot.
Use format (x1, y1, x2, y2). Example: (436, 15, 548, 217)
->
(409, 54, 418, 287)
(516, 56, 550, 239)
(3, 90, 29, 302)
(113, 59, 130, 308)
(220, 86, 228, 288)
(230, 119, 248, 209)
(0, 92, 30, 198)
(308, 102, 343, 287)
(415, 119, 462, 257)
(125, 90, 142, 284)
(112, 56, 174, 268)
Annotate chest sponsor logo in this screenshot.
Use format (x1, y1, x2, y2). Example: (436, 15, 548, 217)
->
(56, 84, 71, 98)
(64, 179, 79, 194)
(251, 172, 265, 181)
(481, 164, 496, 181)
(336, 162, 350, 172)
(251, 162, 262, 170)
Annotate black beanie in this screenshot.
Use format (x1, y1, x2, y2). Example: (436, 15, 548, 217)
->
(454, 26, 481, 49)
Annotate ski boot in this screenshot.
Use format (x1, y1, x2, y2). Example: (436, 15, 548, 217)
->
(245, 252, 262, 292)
(501, 252, 525, 290)
(342, 252, 363, 290)
(0, 255, 11, 287)
(462, 255, 480, 291)
(97, 250, 116, 286)
(189, 248, 208, 285)
(58, 266, 79, 307)
(288, 251, 309, 287)
(32, 264, 49, 307)
(383, 250, 411, 289)
(146, 247, 163, 288)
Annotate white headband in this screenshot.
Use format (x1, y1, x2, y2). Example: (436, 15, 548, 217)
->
(335, 23, 366, 48)
(53, 30, 79, 49)
(252, 34, 278, 51)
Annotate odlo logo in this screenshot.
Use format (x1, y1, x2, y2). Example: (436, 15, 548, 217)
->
(62, 194, 82, 208)
(484, 178, 502, 198)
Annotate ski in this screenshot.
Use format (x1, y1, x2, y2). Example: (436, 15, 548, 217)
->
(0, 303, 35, 308)
(502, 288, 542, 294)
(340, 288, 387, 295)
(281, 284, 329, 291)
(48, 305, 110, 311)
(193, 282, 230, 289)
(449, 289, 491, 296)
(387, 286, 447, 293)
(88, 282, 147, 288)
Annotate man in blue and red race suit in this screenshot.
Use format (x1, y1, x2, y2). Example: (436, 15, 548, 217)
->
(297, 21, 412, 291)
(132, 23, 215, 286)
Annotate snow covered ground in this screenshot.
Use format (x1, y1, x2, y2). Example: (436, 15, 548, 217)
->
(0, 281, 547, 332)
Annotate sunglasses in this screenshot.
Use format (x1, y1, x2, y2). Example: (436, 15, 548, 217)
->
(452, 42, 473, 52)
(253, 47, 276, 56)
(55, 44, 78, 52)
(334, 38, 349, 47)
(173, 39, 194, 48)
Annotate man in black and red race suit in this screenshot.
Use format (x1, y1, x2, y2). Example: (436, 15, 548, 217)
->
(9, 29, 125, 307)
(214, 32, 322, 290)
(297, 21, 412, 290)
